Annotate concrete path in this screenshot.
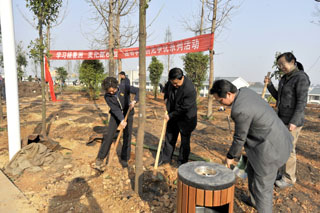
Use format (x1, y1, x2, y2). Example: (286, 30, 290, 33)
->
(0, 170, 37, 213)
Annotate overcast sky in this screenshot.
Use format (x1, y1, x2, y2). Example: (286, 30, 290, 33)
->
(5, 0, 320, 85)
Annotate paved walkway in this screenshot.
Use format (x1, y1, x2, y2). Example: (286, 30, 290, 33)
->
(0, 170, 37, 213)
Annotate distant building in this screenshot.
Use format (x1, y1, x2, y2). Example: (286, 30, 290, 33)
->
(308, 88, 320, 104)
(199, 77, 250, 97)
(132, 75, 167, 92)
(247, 85, 271, 99)
(125, 70, 139, 85)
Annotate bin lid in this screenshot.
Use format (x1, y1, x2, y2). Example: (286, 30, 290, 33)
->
(178, 161, 235, 190)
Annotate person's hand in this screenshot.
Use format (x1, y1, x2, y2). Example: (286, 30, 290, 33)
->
(164, 113, 170, 121)
(264, 76, 271, 85)
(288, 123, 297, 131)
(225, 157, 234, 169)
(117, 120, 127, 130)
(129, 100, 136, 109)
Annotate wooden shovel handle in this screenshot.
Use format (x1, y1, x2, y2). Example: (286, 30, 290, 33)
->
(108, 108, 132, 166)
(261, 72, 271, 99)
(154, 112, 168, 170)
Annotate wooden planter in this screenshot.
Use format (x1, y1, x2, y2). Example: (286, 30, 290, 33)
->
(177, 162, 236, 213)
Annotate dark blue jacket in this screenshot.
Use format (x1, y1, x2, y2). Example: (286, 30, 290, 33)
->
(105, 83, 139, 122)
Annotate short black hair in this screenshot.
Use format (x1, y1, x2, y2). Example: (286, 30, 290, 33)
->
(168, 67, 184, 80)
(210, 79, 237, 98)
(119, 71, 126, 75)
(102, 77, 118, 91)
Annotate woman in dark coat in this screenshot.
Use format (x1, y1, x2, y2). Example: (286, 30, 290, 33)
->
(265, 52, 310, 188)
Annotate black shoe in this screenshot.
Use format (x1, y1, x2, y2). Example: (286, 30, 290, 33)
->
(241, 194, 256, 208)
(177, 160, 188, 166)
(157, 160, 169, 167)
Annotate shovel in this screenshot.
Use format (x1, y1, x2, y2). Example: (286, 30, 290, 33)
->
(153, 111, 168, 171)
(108, 108, 131, 166)
(261, 72, 271, 99)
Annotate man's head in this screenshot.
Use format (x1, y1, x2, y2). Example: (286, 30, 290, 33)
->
(210, 80, 237, 106)
(102, 77, 118, 95)
(169, 67, 184, 88)
(119, 71, 126, 79)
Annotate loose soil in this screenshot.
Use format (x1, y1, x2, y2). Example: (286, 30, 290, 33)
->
(0, 82, 319, 212)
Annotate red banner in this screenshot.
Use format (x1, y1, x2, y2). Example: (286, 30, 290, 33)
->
(45, 56, 61, 102)
(49, 33, 214, 60)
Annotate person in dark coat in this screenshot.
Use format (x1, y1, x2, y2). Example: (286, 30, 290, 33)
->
(0, 76, 6, 101)
(119, 71, 130, 86)
(95, 77, 138, 169)
(210, 79, 293, 213)
(265, 52, 310, 188)
(159, 67, 197, 166)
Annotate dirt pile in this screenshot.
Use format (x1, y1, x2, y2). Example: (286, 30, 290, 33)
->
(18, 81, 42, 97)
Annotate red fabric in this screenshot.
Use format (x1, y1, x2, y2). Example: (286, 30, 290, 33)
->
(44, 56, 59, 102)
(49, 33, 214, 60)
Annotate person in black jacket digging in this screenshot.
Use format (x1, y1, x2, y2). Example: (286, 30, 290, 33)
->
(95, 77, 139, 169)
(159, 68, 197, 166)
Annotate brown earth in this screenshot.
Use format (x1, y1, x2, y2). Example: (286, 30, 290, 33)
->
(0, 82, 319, 212)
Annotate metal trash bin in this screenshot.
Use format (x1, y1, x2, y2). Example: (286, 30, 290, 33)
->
(177, 161, 236, 213)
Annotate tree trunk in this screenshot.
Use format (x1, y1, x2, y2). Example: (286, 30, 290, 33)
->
(39, 21, 47, 136)
(135, 0, 147, 195)
(108, 0, 115, 77)
(116, 2, 122, 77)
(153, 84, 158, 100)
(46, 24, 50, 101)
(0, 85, 3, 125)
(200, 0, 204, 35)
(207, 0, 217, 119)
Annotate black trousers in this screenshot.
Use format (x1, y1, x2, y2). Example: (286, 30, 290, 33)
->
(161, 116, 197, 164)
(97, 112, 133, 161)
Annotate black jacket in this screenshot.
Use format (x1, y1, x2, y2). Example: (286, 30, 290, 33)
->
(120, 78, 130, 86)
(267, 68, 310, 126)
(164, 76, 197, 121)
(105, 83, 139, 122)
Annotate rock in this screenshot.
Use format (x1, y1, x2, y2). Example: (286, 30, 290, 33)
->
(292, 197, 298, 202)
(63, 164, 72, 169)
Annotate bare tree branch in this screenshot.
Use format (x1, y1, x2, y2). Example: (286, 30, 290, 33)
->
(311, 3, 320, 26)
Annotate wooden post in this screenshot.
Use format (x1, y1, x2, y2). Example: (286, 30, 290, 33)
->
(261, 72, 271, 99)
